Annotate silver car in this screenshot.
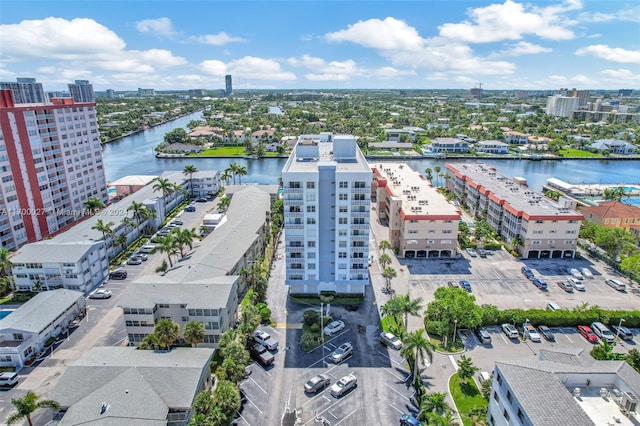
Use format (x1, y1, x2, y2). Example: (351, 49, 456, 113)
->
(304, 374, 330, 393)
(379, 332, 403, 350)
(330, 342, 353, 363)
(330, 374, 357, 398)
(89, 289, 112, 299)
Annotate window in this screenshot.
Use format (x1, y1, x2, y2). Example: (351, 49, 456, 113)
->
(496, 373, 503, 385)
(493, 391, 500, 403)
(503, 410, 510, 421)
(339, 182, 348, 188)
(507, 391, 513, 404)
(307, 205, 316, 213)
(308, 241, 316, 247)
(339, 218, 347, 224)
(339, 194, 348, 200)
(306, 182, 315, 189)
(517, 409, 524, 423)
(306, 218, 316, 224)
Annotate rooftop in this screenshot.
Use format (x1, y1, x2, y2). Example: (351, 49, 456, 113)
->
(109, 175, 157, 187)
(282, 133, 371, 174)
(580, 201, 640, 219)
(120, 278, 237, 309)
(447, 163, 584, 220)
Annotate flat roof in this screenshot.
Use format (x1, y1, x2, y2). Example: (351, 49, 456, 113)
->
(11, 241, 101, 264)
(447, 163, 583, 220)
(282, 134, 371, 174)
(0, 289, 83, 334)
(109, 175, 157, 187)
(120, 278, 237, 309)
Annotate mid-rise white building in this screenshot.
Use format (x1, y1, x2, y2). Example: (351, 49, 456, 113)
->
(546, 95, 578, 118)
(282, 133, 371, 295)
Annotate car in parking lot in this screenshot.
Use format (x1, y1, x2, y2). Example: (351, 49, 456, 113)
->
(126, 256, 143, 265)
(475, 327, 492, 345)
(89, 289, 112, 299)
(477, 248, 487, 258)
(184, 205, 196, 212)
(400, 413, 423, 426)
(605, 278, 626, 291)
(502, 323, 519, 339)
(368, 255, 374, 266)
(531, 278, 547, 290)
(323, 320, 345, 336)
(521, 265, 534, 280)
(568, 277, 585, 291)
(568, 268, 584, 280)
(195, 197, 208, 202)
(304, 374, 331, 393)
(591, 322, 615, 343)
(132, 252, 148, 261)
(330, 342, 353, 363)
(557, 281, 574, 292)
(578, 325, 598, 343)
(330, 373, 357, 398)
(459, 280, 472, 292)
(466, 248, 477, 257)
(537, 325, 555, 341)
(478, 371, 492, 384)
(109, 270, 127, 280)
(250, 343, 275, 367)
(523, 324, 541, 342)
(379, 331, 403, 350)
(611, 324, 633, 341)
(580, 267, 594, 279)
(170, 219, 183, 225)
(253, 330, 279, 351)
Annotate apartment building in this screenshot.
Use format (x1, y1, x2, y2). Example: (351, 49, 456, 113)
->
(427, 137, 469, 153)
(68, 80, 95, 103)
(580, 201, 640, 243)
(282, 133, 371, 295)
(503, 131, 529, 144)
(489, 348, 640, 426)
(446, 163, 583, 259)
(372, 163, 460, 258)
(0, 77, 45, 104)
(476, 140, 509, 154)
(546, 94, 579, 118)
(0, 88, 107, 250)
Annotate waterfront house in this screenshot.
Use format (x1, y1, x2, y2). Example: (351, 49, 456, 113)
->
(428, 137, 469, 153)
(476, 140, 509, 154)
(589, 139, 637, 155)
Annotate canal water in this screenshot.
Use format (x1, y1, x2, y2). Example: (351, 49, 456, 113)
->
(102, 111, 640, 192)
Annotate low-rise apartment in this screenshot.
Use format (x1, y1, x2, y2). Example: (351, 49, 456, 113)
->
(372, 163, 460, 258)
(446, 163, 583, 259)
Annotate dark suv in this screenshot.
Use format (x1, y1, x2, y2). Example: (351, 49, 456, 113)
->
(109, 270, 127, 280)
(521, 266, 534, 280)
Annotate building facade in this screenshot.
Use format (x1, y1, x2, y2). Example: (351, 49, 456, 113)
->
(372, 163, 460, 258)
(0, 89, 108, 250)
(225, 75, 233, 96)
(476, 140, 509, 154)
(580, 201, 640, 243)
(282, 133, 371, 295)
(546, 95, 578, 118)
(446, 163, 583, 259)
(68, 80, 95, 103)
(428, 137, 469, 153)
(0, 77, 46, 104)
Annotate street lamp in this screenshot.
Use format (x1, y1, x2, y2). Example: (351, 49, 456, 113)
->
(616, 318, 626, 341)
(320, 302, 325, 367)
(452, 320, 458, 344)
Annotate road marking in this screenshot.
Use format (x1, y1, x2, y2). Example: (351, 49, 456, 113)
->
(563, 333, 574, 344)
(388, 403, 404, 414)
(235, 412, 251, 425)
(377, 350, 406, 367)
(382, 367, 406, 382)
(335, 408, 358, 425)
(448, 355, 459, 371)
(245, 394, 263, 414)
(302, 390, 357, 425)
(248, 376, 268, 394)
(328, 411, 338, 419)
(499, 332, 508, 344)
(385, 383, 411, 402)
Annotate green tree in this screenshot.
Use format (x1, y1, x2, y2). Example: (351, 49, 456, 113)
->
(626, 349, 640, 373)
(138, 333, 162, 350)
(0, 248, 12, 276)
(184, 321, 206, 347)
(217, 357, 247, 384)
(603, 187, 625, 202)
(457, 354, 480, 384)
(378, 239, 392, 253)
(418, 392, 451, 421)
(212, 379, 241, 420)
(154, 318, 180, 350)
(83, 196, 105, 215)
(425, 287, 483, 337)
(621, 253, 640, 279)
(235, 164, 248, 184)
(91, 219, 115, 251)
(217, 196, 231, 212)
(175, 228, 198, 258)
(400, 329, 433, 388)
(238, 304, 262, 336)
(164, 127, 189, 145)
(152, 177, 177, 207)
(433, 165, 441, 186)
(221, 340, 250, 367)
(157, 234, 179, 268)
(385, 293, 424, 334)
(480, 374, 493, 399)
(378, 253, 392, 269)
(424, 168, 433, 183)
(127, 201, 146, 230)
(7, 392, 60, 426)
(382, 267, 397, 291)
(183, 164, 198, 198)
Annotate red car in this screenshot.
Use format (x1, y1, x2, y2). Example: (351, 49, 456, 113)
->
(578, 325, 598, 343)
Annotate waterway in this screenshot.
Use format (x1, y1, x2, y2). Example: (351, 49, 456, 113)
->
(102, 110, 640, 193)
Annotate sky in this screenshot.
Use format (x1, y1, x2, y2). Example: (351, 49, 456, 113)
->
(0, 0, 639, 91)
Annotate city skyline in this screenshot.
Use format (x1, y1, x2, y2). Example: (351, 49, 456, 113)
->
(1, 0, 638, 91)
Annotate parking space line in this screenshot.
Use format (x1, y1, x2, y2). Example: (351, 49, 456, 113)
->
(328, 411, 338, 419)
(382, 367, 406, 381)
(335, 408, 358, 425)
(498, 332, 508, 344)
(236, 412, 251, 426)
(302, 391, 357, 425)
(563, 334, 574, 343)
(388, 403, 404, 414)
(245, 394, 263, 414)
(248, 376, 268, 394)
(377, 350, 406, 367)
(385, 383, 411, 402)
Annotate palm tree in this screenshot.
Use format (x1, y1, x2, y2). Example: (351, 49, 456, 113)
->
(183, 164, 199, 198)
(382, 267, 397, 291)
(419, 392, 451, 420)
(127, 201, 146, 230)
(176, 228, 198, 258)
(424, 168, 433, 183)
(400, 329, 434, 388)
(83, 196, 105, 215)
(434, 165, 442, 186)
(603, 187, 625, 202)
(378, 239, 392, 253)
(141, 207, 158, 235)
(91, 219, 115, 245)
(378, 253, 392, 269)
(395, 293, 424, 334)
(0, 248, 12, 276)
(121, 216, 136, 234)
(184, 321, 206, 347)
(139, 333, 162, 350)
(154, 318, 180, 350)
(152, 177, 176, 207)
(157, 234, 179, 267)
(225, 165, 237, 185)
(235, 164, 248, 184)
(7, 392, 60, 426)
(220, 170, 232, 186)
(217, 196, 231, 212)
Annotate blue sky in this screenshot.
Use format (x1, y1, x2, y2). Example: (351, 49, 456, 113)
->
(1, 0, 638, 91)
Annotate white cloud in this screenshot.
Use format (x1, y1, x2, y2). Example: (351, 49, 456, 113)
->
(547, 73, 595, 86)
(578, 7, 640, 23)
(287, 55, 326, 68)
(138, 49, 188, 68)
(190, 32, 246, 45)
(438, 0, 579, 43)
(199, 60, 228, 76)
(226, 57, 296, 81)
(490, 41, 553, 57)
(575, 45, 640, 64)
(135, 17, 176, 37)
(598, 69, 640, 84)
(288, 55, 415, 83)
(325, 17, 424, 51)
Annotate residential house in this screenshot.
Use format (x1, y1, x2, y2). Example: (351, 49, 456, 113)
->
(428, 137, 469, 153)
(589, 139, 637, 155)
(580, 201, 640, 243)
(251, 129, 276, 144)
(158, 143, 203, 155)
(476, 140, 509, 154)
(384, 128, 417, 142)
(503, 131, 530, 144)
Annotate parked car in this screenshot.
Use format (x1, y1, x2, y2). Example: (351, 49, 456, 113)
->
(521, 265, 534, 280)
(0, 372, 19, 387)
(109, 270, 127, 280)
(195, 197, 208, 202)
(304, 374, 330, 393)
(568, 277, 585, 291)
(578, 325, 598, 343)
(184, 205, 196, 212)
(330, 374, 357, 398)
(546, 302, 562, 311)
(368, 255, 374, 266)
(568, 268, 584, 280)
(475, 327, 492, 345)
(502, 323, 519, 339)
(580, 267, 594, 279)
(591, 322, 615, 343)
(538, 325, 555, 341)
(253, 330, 279, 351)
(330, 342, 353, 363)
(138, 245, 158, 254)
(557, 281, 574, 292)
(379, 331, 403, 350)
(170, 219, 183, 225)
(127, 256, 143, 265)
(459, 280, 472, 292)
(89, 289, 112, 299)
(466, 248, 477, 257)
(605, 278, 626, 291)
(611, 324, 633, 341)
(250, 343, 275, 366)
(323, 320, 346, 336)
(400, 414, 423, 426)
(478, 371, 492, 384)
(523, 325, 541, 342)
(477, 248, 487, 258)
(132, 252, 148, 261)
(531, 278, 547, 290)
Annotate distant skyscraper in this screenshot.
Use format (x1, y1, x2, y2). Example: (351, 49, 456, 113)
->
(68, 80, 95, 103)
(0, 77, 46, 104)
(619, 89, 633, 97)
(546, 95, 578, 118)
(105, 89, 115, 99)
(46, 91, 71, 101)
(137, 88, 155, 97)
(189, 89, 207, 98)
(225, 75, 233, 97)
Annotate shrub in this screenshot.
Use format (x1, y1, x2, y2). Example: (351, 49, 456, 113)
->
(303, 309, 319, 327)
(259, 306, 271, 324)
(310, 323, 320, 333)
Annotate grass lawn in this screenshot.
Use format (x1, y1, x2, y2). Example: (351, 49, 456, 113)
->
(558, 148, 603, 158)
(189, 146, 247, 157)
(429, 334, 465, 353)
(449, 373, 488, 426)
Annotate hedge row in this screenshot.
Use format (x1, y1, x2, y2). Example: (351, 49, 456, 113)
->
(488, 309, 640, 328)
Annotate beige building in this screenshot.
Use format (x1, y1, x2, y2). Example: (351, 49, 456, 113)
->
(372, 163, 461, 258)
(446, 163, 583, 259)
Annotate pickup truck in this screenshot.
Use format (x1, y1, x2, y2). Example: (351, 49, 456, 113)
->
(251, 343, 274, 367)
(253, 330, 279, 351)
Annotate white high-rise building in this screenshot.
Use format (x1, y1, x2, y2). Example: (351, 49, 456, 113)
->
(282, 133, 371, 295)
(546, 95, 578, 118)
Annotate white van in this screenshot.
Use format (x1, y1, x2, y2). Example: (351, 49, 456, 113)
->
(547, 302, 562, 311)
(605, 279, 626, 291)
(138, 244, 158, 254)
(591, 322, 615, 343)
(0, 372, 19, 386)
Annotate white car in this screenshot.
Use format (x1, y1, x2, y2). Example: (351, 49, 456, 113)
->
(523, 325, 541, 342)
(568, 268, 584, 280)
(379, 331, 403, 350)
(89, 289, 112, 299)
(330, 374, 357, 398)
(502, 323, 519, 339)
(253, 330, 279, 351)
(323, 320, 346, 336)
(466, 248, 477, 257)
(580, 267, 594, 279)
(568, 277, 585, 291)
(330, 342, 353, 363)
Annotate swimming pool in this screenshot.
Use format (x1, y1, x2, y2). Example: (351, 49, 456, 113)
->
(0, 311, 12, 320)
